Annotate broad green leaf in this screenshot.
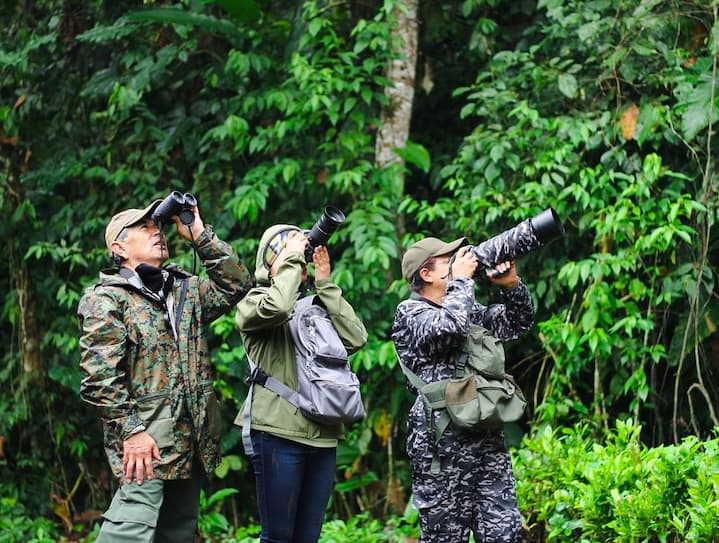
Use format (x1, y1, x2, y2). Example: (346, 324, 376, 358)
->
(558, 73, 578, 99)
(126, 7, 242, 38)
(394, 141, 431, 173)
(203, 0, 260, 23)
(680, 74, 719, 140)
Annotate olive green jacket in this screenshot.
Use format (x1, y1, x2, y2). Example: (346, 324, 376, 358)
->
(234, 226, 367, 446)
(78, 226, 252, 480)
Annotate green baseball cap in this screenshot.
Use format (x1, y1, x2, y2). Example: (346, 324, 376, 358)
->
(401, 236, 468, 281)
(104, 200, 163, 251)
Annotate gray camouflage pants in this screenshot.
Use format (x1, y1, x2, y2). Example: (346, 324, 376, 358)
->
(408, 422, 522, 543)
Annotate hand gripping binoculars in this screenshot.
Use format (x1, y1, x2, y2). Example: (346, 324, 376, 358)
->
(151, 191, 197, 226)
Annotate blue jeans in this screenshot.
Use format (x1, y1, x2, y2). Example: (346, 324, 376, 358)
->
(250, 431, 336, 543)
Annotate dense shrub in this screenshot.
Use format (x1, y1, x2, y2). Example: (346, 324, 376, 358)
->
(514, 420, 719, 542)
(0, 492, 58, 543)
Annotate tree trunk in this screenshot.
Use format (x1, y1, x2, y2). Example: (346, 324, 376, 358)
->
(375, 1, 418, 169)
(1, 145, 42, 379)
(374, 2, 419, 515)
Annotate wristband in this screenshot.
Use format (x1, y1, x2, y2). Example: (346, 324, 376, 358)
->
(128, 424, 146, 436)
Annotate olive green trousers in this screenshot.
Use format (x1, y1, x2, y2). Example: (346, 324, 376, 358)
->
(96, 473, 203, 543)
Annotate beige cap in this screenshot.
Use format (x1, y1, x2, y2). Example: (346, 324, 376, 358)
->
(401, 236, 468, 281)
(104, 200, 162, 250)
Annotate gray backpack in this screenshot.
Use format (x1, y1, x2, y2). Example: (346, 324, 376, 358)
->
(242, 295, 365, 455)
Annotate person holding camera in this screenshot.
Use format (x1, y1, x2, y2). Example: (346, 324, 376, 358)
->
(78, 197, 253, 542)
(391, 236, 534, 543)
(235, 224, 367, 543)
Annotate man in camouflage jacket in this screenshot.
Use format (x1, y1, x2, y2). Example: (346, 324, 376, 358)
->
(78, 198, 252, 542)
(391, 237, 534, 543)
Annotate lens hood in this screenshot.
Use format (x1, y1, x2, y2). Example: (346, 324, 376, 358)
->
(529, 208, 565, 244)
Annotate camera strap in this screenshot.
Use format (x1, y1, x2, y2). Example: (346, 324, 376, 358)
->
(174, 277, 189, 332)
(443, 252, 458, 280)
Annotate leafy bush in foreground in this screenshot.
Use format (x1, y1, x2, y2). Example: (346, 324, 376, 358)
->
(514, 420, 719, 542)
(0, 495, 58, 543)
(7, 420, 719, 542)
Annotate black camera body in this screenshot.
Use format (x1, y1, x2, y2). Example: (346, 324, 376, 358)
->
(467, 208, 565, 277)
(304, 206, 346, 260)
(151, 191, 197, 226)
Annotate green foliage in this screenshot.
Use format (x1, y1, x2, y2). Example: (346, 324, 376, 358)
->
(514, 420, 719, 542)
(194, 510, 418, 543)
(0, 494, 58, 543)
(198, 487, 241, 540)
(538, 154, 701, 421)
(2, 0, 719, 539)
(195, 486, 419, 543)
(394, 141, 431, 173)
(318, 512, 416, 542)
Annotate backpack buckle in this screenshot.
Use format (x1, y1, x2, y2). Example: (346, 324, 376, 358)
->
(248, 367, 269, 386)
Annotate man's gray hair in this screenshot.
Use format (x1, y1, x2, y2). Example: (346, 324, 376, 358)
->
(110, 227, 129, 265)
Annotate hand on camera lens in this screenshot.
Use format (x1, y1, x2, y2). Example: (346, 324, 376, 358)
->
(487, 261, 519, 287)
(452, 247, 478, 279)
(285, 230, 309, 255)
(312, 246, 331, 280)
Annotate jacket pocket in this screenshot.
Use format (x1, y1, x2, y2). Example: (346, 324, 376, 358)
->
(201, 381, 221, 440)
(136, 391, 175, 449)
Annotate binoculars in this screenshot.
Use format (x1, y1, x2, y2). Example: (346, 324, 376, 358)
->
(151, 191, 197, 226)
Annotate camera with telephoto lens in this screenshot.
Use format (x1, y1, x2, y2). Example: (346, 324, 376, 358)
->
(151, 191, 197, 226)
(465, 208, 565, 278)
(304, 206, 346, 260)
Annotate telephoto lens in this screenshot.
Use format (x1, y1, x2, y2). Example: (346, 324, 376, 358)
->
(304, 206, 346, 260)
(467, 207, 565, 277)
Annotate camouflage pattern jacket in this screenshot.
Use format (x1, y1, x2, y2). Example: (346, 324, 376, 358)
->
(391, 277, 534, 444)
(78, 226, 252, 481)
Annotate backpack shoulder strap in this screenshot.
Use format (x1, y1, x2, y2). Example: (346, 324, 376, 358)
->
(288, 294, 317, 342)
(241, 352, 300, 456)
(396, 357, 428, 392)
(455, 324, 486, 377)
(455, 350, 470, 378)
(395, 349, 453, 474)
